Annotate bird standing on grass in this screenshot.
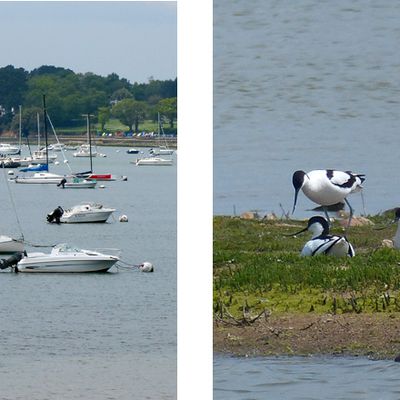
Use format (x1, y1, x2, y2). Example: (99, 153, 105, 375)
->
(292, 169, 365, 230)
(290, 216, 355, 257)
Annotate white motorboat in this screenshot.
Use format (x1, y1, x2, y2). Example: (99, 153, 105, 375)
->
(0, 235, 24, 253)
(16, 243, 119, 273)
(10, 156, 35, 167)
(134, 157, 173, 166)
(15, 172, 66, 184)
(57, 177, 97, 189)
(46, 143, 65, 151)
(0, 143, 20, 155)
(47, 203, 115, 223)
(149, 145, 175, 156)
(127, 148, 140, 154)
(32, 150, 57, 163)
(73, 144, 98, 158)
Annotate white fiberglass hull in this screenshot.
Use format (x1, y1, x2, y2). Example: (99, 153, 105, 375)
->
(15, 172, 65, 184)
(17, 249, 119, 273)
(62, 180, 97, 189)
(0, 235, 24, 253)
(60, 210, 114, 223)
(134, 157, 173, 166)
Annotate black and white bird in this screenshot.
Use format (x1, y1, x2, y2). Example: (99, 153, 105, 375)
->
(376, 208, 400, 249)
(291, 216, 355, 257)
(292, 169, 365, 229)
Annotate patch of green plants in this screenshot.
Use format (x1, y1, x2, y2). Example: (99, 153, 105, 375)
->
(214, 215, 400, 316)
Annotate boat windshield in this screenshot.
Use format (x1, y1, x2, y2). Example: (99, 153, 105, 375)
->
(52, 243, 82, 253)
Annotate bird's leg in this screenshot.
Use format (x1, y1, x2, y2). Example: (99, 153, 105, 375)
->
(344, 198, 353, 235)
(323, 206, 331, 227)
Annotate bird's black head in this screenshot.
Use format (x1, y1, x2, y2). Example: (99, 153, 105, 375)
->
(307, 216, 330, 236)
(292, 170, 306, 214)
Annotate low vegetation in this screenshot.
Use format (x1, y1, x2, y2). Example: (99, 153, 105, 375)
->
(214, 212, 400, 319)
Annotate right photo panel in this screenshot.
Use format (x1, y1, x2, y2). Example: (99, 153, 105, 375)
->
(214, 1, 400, 398)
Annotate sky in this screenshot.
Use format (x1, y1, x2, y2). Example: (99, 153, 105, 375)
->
(0, 1, 176, 84)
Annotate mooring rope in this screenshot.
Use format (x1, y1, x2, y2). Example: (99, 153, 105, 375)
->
(2, 165, 24, 241)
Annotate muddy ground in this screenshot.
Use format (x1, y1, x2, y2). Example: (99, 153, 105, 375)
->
(214, 312, 400, 360)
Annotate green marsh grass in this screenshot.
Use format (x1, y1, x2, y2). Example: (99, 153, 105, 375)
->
(214, 215, 400, 316)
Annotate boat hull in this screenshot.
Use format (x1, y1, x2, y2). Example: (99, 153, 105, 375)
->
(60, 210, 114, 223)
(134, 157, 173, 166)
(15, 172, 65, 184)
(0, 236, 24, 253)
(17, 255, 118, 273)
(62, 181, 97, 189)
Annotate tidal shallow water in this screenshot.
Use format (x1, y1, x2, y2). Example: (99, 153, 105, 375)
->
(0, 146, 176, 399)
(214, 0, 400, 218)
(214, 355, 400, 400)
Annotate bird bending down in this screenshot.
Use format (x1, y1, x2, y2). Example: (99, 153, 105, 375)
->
(292, 169, 365, 230)
(377, 208, 400, 249)
(291, 216, 355, 257)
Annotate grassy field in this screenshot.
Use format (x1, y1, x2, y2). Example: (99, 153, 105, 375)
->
(214, 212, 400, 319)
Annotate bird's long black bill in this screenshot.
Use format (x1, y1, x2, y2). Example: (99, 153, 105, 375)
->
(283, 227, 308, 237)
(292, 189, 299, 214)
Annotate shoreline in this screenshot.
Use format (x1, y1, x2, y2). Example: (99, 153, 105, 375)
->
(214, 312, 400, 360)
(0, 135, 177, 149)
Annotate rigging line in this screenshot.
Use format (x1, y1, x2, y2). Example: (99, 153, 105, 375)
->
(22, 240, 56, 248)
(1, 166, 24, 241)
(46, 114, 73, 173)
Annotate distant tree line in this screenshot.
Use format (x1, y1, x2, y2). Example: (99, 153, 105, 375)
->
(0, 65, 177, 135)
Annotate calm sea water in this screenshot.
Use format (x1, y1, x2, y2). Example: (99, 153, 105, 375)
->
(214, 0, 400, 396)
(0, 146, 176, 399)
(214, 0, 400, 218)
(214, 355, 400, 400)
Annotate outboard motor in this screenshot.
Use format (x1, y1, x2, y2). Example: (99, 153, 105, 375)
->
(0, 251, 25, 270)
(57, 178, 67, 188)
(47, 206, 64, 224)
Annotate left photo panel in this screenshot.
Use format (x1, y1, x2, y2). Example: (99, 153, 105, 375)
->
(0, 2, 177, 399)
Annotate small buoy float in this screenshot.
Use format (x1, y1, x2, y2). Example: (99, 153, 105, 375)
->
(99, 185, 106, 189)
(64, 159, 69, 164)
(119, 215, 128, 222)
(116, 150, 120, 153)
(139, 262, 154, 272)
(7, 170, 14, 175)
(121, 176, 128, 181)
(54, 161, 60, 165)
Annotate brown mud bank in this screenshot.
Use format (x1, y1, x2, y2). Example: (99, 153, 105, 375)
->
(214, 313, 400, 360)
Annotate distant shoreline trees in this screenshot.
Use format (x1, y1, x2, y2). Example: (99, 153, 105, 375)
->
(0, 64, 177, 135)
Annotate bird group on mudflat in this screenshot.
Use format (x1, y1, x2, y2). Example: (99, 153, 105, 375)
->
(290, 169, 367, 258)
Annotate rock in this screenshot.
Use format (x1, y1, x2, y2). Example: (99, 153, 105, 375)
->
(241, 211, 259, 220)
(381, 239, 394, 248)
(263, 213, 277, 221)
(395, 354, 400, 362)
(339, 216, 374, 227)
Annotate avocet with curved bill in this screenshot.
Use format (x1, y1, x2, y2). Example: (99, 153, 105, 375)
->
(292, 169, 365, 229)
(15, 244, 119, 273)
(375, 208, 400, 249)
(289, 216, 355, 257)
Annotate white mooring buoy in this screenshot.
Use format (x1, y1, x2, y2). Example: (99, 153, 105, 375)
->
(119, 215, 128, 222)
(139, 262, 154, 272)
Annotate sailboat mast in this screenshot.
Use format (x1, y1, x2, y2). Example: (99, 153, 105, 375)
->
(37, 112, 40, 149)
(18, 105, 22, 152)
(43, 94, 49, 168)
(87, 114, 93, 173)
